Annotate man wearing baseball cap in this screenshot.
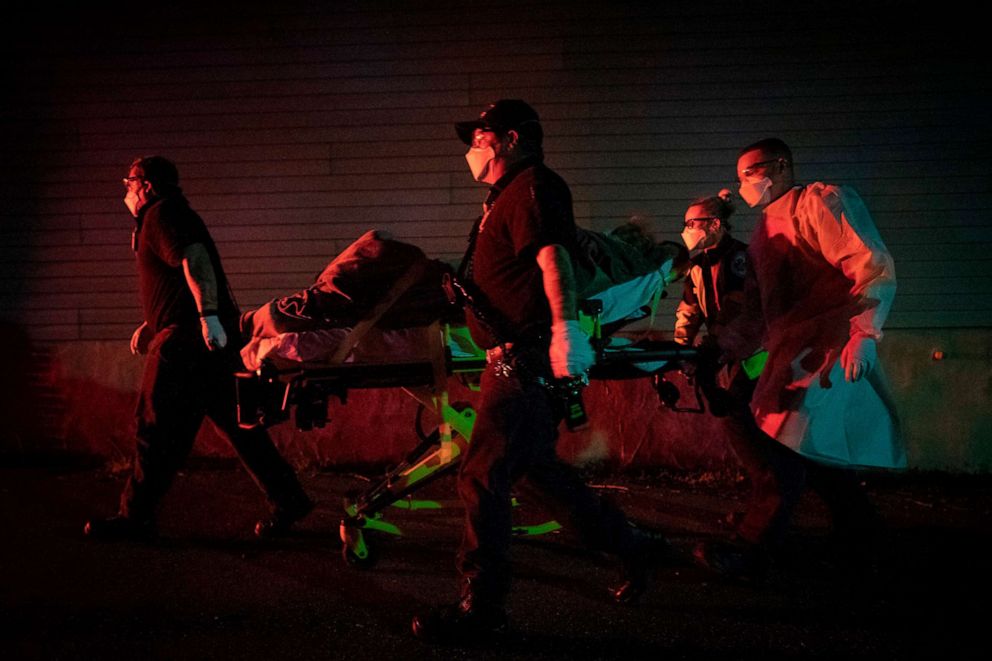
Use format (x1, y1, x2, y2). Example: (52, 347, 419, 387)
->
(412, 100, 661, 643)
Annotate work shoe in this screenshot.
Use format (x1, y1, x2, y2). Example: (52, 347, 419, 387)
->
(83, 515, 156, 542)
(691, 540, 769, 581)
(411, 596, 508, 644)
(612, 527, 670, 605)
(254, 496, 315, 538)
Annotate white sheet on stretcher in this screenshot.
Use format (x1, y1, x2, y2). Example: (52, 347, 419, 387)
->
(241, 259, 676, 371)
(240, 326, 441, 371)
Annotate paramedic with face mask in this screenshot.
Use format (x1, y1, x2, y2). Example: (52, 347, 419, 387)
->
(693, 138, 905, 579)
(84, 156, 312, 541)
(412, 100, 661, 644)
(675, 189, 750, 345)
(674, 190, 785, 550)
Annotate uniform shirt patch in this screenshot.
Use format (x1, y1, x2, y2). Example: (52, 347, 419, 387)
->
(731, 251, 747, 278)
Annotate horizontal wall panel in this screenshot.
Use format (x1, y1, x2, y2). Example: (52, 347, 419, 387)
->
(17, 260, 135, 280)
(0, 293, 141, 313)
(40, 172, 454, 200)
(78, 324, 140, 341)
(21, 189, 455, 217)
(2, 0, 989, 342)
(79, 308, 147, 325)
(10, 276, 136, 296)
(0, 143, 335, 167)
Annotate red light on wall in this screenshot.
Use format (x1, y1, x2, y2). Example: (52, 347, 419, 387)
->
(931, 349, 945, 361)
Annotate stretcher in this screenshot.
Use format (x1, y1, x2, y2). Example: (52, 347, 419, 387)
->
(235, 300, 698, 568)
(234, 228, 696, 566)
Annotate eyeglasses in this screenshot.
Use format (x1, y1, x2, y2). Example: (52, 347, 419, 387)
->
(684, 217, 718, 229)
(740, 159, 783, 179)
(122, 176, 144, 187)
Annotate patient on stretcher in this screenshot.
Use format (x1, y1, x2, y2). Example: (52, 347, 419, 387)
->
(239, 227, 687, 370)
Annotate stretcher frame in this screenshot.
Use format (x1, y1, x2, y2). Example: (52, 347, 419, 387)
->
(236, 315, 697, 568)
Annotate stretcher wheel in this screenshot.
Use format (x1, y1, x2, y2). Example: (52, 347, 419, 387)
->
(342, 540, 378, 569)
(340, 521, 378, 569)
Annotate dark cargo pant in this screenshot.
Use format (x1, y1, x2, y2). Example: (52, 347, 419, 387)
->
(456, 352, 636, 605)
(120, 325, 308, 522)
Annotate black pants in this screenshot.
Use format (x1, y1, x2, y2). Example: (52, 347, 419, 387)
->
(456, 356, 635, 605)
(721, 369, 878, 549)
(120, 325, 307, 522)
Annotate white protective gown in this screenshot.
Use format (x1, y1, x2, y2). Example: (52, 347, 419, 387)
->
(720, 183, 905, 469)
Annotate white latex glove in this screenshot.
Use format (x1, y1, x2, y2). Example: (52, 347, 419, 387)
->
(841, 334, 876, 382)
(200, 314, 228, 351)
(130, 321, 153, 356)
(549, 320, 595, 379)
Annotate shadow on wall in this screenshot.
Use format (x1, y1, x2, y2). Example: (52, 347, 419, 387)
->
(262, 372, 739, 473)
(0, 326, 139, 462)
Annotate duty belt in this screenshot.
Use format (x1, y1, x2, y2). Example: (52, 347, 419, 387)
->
(485, 341, 589, 430)
(484, 342, 554, 383)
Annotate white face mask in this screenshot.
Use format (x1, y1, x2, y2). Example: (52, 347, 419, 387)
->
(681, 227, 707, 251)
(124, 189, 141, 217)
(739, 177, 773, 208)
(465, 145, 497, 183)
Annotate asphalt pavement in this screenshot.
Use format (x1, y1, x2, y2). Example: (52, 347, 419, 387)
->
(2, 461, 989, 660)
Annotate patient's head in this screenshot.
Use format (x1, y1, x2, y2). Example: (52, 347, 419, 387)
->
(609, 220, 689, 283)
(609, 220, 655, 256)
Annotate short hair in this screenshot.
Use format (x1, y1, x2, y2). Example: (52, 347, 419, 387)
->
(129, 156, 180, 195)
(738, 137, 793, 163)
(688, 188, 736, 231)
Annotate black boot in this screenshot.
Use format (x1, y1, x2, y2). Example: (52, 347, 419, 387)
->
(411, 593, 508, 644)
(254, 495, 315, 538)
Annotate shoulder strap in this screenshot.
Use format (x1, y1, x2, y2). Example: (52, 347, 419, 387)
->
(328, 259, 427, 364)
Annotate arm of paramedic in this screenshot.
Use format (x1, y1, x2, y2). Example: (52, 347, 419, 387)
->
(182, 243, 227, 350)
(537, 244, 578, 323)
(811, 187, 896, 340)
(674, 278, 702, 346)
(809, 187, 896, 381)
(537, 244, 594, 378)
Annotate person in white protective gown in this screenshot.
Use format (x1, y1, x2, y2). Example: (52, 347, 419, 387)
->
(692, 138, 905, 579)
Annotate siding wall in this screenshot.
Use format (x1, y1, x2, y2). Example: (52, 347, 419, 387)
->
(1, 1, 990, 469)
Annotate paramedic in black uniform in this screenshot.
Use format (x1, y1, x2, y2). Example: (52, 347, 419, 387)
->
(412, 101, 658, 643)
(84, 156, 312, 540)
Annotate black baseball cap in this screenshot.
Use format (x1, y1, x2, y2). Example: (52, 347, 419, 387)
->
(455, 99, 542, 145)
